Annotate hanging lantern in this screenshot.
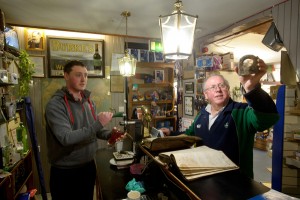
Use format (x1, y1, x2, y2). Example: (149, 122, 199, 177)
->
(118, 49, 137, 77)
(159, 0, 198, 60)
(118, 11, 137, 77)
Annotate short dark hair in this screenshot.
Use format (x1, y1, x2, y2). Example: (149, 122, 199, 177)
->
(63, 60, 86, 74)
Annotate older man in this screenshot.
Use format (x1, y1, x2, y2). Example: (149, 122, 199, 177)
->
(162, 59, 279, 178)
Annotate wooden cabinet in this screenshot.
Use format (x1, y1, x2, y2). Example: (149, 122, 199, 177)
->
(127, 62, 176, 131)
(0, 151, 33, 200)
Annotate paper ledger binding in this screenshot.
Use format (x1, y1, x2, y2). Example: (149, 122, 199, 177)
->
(141, 135, 202, 152)
(158, 145, 239, 181)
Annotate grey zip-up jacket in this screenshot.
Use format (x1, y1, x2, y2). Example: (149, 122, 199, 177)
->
(45, 87, 111, 168)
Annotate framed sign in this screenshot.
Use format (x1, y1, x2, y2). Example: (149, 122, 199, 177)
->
(47, 37, 105, 78)
(25, 28, 45, 51)
(184, 96, 194, 116)
(184, 82, 194, 94)
(29, 55, 45, 77)
(110, 75, 124, 93)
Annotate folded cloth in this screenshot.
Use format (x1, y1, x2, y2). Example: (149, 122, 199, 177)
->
(125, 178, 146, 193)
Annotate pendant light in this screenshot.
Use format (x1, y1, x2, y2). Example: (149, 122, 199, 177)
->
(159, 0, 198, 60)
(118, 11, 137, 77)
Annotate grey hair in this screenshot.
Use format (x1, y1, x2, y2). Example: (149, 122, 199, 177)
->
(202, 74, 230, 91)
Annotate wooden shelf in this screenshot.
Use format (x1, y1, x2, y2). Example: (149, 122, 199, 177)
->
(131, 100, 173, 105)
(137, 62, 174, 69)
(261, 81, 281, 85)
(128, 62, 176, 131)
(134, 83, 172, 88)
(0, 151, 33, 200)
(0, 82, 14, 87)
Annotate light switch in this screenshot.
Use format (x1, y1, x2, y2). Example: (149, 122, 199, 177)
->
(119, 106, 124, 112)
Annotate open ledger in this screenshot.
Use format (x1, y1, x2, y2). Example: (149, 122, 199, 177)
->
(158, 145, 239, 181)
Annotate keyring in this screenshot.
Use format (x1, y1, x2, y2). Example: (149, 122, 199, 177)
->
(238, 55, 259, 75)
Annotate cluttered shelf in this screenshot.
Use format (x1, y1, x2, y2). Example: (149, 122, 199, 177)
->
(0, 151, 33, 200)
(137, 62, 174, 69)
(131, 100, 173, 105)
(134, 83, 173, 88)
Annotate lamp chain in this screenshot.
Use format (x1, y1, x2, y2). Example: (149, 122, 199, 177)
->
(121, 11, 131, 51)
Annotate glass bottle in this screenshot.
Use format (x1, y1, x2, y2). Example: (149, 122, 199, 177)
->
(16, 122, 29, 153)
(1, 94, 8, 120)
(16, 122, 24, 153)
(93, 43, 102, 71)
(3, 135, 13, 169)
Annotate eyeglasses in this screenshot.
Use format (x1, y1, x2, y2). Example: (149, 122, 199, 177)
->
(205, 83, 227, 91)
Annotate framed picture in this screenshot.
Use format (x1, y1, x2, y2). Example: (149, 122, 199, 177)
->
(184, 96, 194, 116)
(25, 28, 45, 51)
(155, 69, 164, 83)
(184, 82, 194, 94)
(29, 55, 45, 77)
(47, 37, 105, 78)
(110, 75, 124, 93)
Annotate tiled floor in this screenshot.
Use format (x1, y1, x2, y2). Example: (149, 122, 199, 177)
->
(253, 148, 272, 187)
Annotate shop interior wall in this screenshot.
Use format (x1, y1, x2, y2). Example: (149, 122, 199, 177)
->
(193, 0, 300, 196)
(14, 26, 128, 192)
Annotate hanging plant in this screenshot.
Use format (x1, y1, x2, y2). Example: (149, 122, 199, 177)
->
(17, 50, 35, 97)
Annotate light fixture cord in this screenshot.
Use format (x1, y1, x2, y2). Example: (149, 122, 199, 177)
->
(125, 13, 128, 50)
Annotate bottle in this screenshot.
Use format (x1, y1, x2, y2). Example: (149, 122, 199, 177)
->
(1, 94, 8, 120)
(3, 135, 13, 169)
(17, 122, 29, 153)
(16, 122, 24, 153)
(93, 43, 102, 71)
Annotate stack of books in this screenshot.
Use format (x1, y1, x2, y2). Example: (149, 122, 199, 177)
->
(158, 146, 239, 181)
(111, 151, 134, 169)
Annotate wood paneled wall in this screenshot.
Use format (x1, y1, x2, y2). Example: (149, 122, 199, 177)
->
(13, 27, 127, 193)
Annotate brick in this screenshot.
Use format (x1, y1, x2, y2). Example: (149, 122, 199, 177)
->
(282, 176, 299, 185)
(285, 115, 300, 124)
(285, 88, 296, 98)
(284, 124, 300, 132)
(282, 167, 299, 176)
(283, 142, 299, 151)
(285, 97, 296, 107)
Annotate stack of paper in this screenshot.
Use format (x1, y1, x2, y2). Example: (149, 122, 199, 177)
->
(158, 146, 239, 181)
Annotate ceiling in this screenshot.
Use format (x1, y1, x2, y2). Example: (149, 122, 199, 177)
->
(0, 0, 286, 40)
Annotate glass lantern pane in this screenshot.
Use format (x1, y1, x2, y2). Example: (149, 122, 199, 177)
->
(160, 12, 197, 60)
(118, 55, 137, 77)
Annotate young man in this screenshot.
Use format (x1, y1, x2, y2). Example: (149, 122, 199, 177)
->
(45, 60, 113, 200)
(162, 59, 279, 178)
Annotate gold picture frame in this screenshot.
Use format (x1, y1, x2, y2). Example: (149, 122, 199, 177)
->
(24, 28, 45, 51)
(47, 37, 105, 78)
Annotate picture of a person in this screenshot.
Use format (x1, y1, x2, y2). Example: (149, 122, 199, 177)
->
(27, 30, 43, 49)
(155, 70, 164, 83)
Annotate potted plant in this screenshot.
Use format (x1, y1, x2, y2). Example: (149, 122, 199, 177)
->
(17, 50, 35, 97)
